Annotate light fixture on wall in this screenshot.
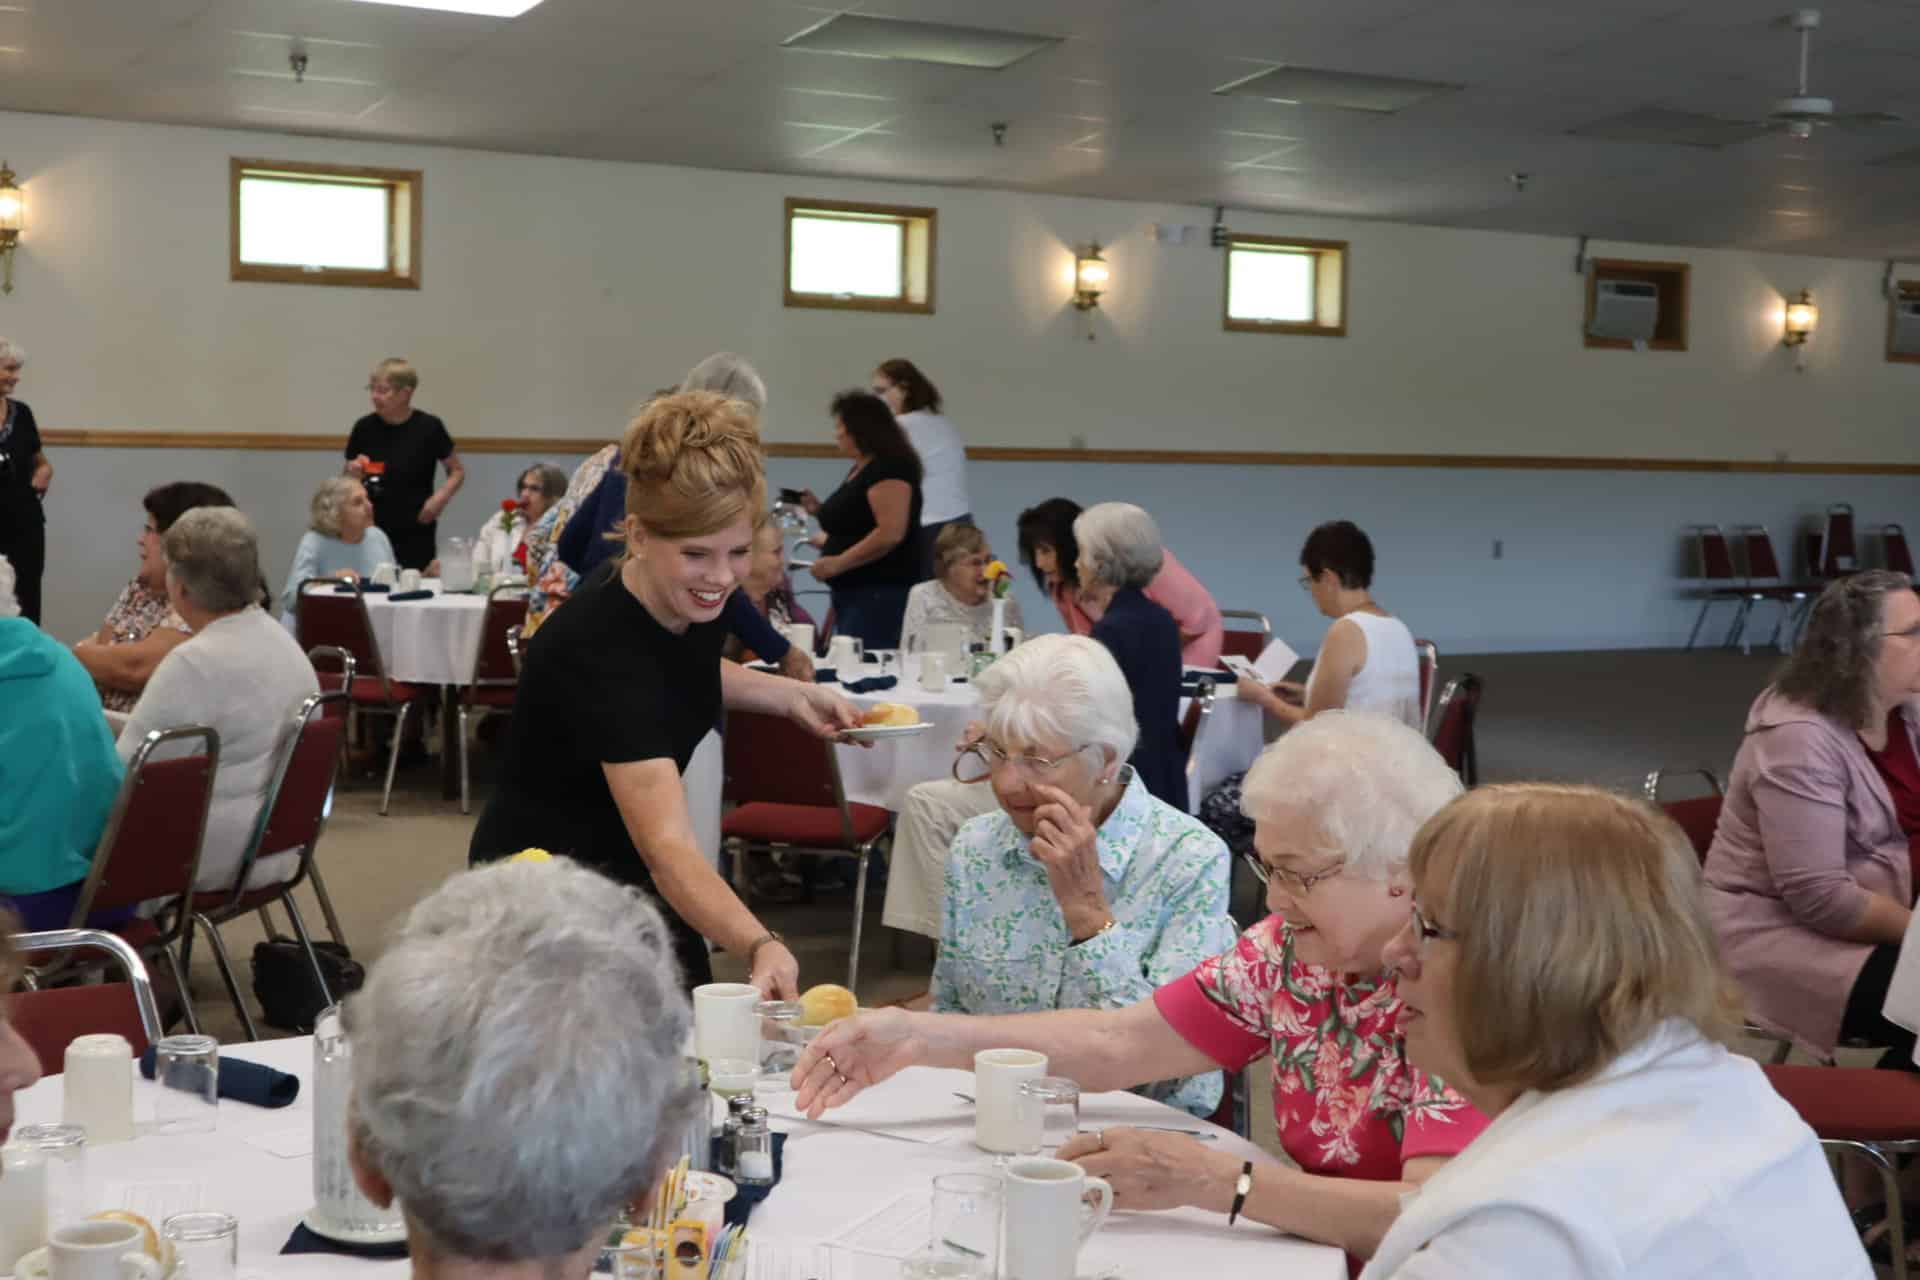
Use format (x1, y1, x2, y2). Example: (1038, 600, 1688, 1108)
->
(1783, 289, 1818, 346)
(1072, 242, 1110, 311)
(0, 163, 22, 296)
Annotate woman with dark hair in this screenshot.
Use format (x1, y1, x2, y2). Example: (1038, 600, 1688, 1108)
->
(802, 390, 924, 649)
(1017, 497, 1223, 668)
(872, 358, 969, 576)
(1706, 569, 1920, 1070)
(1237, 520, 1420, 730)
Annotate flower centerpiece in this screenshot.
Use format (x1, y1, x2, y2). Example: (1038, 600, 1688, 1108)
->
(984, 559, 1014, 654)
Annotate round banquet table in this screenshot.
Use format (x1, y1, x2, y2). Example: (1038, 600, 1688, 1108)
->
(351, 579, 488, 687)
(10, 1038, 1343, 1279)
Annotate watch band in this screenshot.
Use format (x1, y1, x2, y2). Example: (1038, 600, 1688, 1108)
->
(745, 931, 784, 967)
(1228, 1160, 1254, 1225)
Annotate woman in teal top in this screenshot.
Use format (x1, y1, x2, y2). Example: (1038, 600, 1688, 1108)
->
(0, 555, 124, 928)
(280, 476, 398, 615)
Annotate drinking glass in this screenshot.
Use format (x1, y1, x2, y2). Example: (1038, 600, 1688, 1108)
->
(152, 1035, 219, 1135)
(9, 1124, 85, 1230)
(602, 1238, 664, 1280)
(756, 1000, 803, 1081)
(163, 1210, 238, 1280)
(1019, 1077, 1081, 1155)
(929, 1172, 1000, 1271)
(901, 1248, 990, 1279)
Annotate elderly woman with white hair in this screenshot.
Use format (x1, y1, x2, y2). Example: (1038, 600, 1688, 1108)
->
(930, 635, 1234, 1114)
(346, 856, 699, 1278)
(797, 713, 1489, 1267)
(1077, 502, 1189, 811)
(121, 508, 318, 893)
(279, 475, 397, 614)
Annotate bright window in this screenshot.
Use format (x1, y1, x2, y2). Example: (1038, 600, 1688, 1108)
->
(784, 199, 936, 314)
(230, 159, 421, 289)
(1223, 235, 1347, 336)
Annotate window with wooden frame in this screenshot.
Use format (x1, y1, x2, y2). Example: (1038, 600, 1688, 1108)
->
(1222, 235, 1347, 336)
(784, 198, 936, 314)
(1888, 280, 1920, 365)
(230, 158, 422, 289)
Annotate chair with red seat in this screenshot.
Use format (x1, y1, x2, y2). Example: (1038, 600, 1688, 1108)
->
(1642, 767, 1724, 861)
(720, 709, 891, 991)
(1414, 638, 1439, 735)
(1737, 526, 1815, 654)
(295, 577, 430, 815)
(457, 585, 528, 814)
(1763, 1063, 1920, 1278)
(12, 930, 165, 1077)
(1429, 674, 1481, 785)
(1219, 610, 1271, 663)
(1685, 524, 1764, 650)
(1886, 524, 1915, 577)
(1180, 679, 1216, 814)
(61, 725, 219, 1035)
(1817, 502, 1858, 579)
(188, 692, 349, 1041)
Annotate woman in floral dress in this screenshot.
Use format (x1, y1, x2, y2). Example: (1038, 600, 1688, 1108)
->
(793, 711, 1489, 1268)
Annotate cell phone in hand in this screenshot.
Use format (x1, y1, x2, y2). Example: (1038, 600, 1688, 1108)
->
(778, 487, 805, 505)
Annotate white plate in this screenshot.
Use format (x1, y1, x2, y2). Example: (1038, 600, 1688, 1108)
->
(12, 1247, 46, 1280)
(836, 723, 933, 741)
(685, 1171, 737, 1204)
(302, 1208, 407, 1246)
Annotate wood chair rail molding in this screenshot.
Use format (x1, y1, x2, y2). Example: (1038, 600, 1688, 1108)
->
(38, 430, 1920, 476)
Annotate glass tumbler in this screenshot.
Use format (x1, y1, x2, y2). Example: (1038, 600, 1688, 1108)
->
(152, 1035, 219, 1135)
(928, 1172, 1000, 1271)
(163, 1210, 239, 1280)
(756, 1000, 802, 1081)
(8, 1124, 85, 1230)
(1018, 1076, 1081, 1155)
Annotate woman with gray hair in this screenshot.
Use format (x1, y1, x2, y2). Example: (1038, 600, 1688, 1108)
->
(347, 856, 698, 1275)
(796, 713, 1487, 1268)
(1705, 568, 1920, 1068)
(1077, 502, 1189, 811)
(474, 461, 568, 572)
(121, 507, 318, 892)
(930, 635, 1234, 1114)
(279, 475, 397, 613)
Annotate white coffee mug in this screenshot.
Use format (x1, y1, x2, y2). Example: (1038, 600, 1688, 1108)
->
(692, 983, 761, 1065)
(47, 1221, 163, 1280)
(397, 568, 422, 592)
(827, 634, 863, 671)
(918, 650, 950, 693)
(1001, 1157, 1113, 1280)
(370, 563, 398, 587)
(973, 1048, 1047, 1154)
(783, 623, 815, 658)
(61, 1035, 133, 1145)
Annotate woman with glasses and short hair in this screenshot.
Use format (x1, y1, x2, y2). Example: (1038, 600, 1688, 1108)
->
(797, 712, 1487, 1268)
(930, 635, 1234, 1115)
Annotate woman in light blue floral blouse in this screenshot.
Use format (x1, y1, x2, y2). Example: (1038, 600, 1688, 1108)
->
(931, 633, 1236, 1115)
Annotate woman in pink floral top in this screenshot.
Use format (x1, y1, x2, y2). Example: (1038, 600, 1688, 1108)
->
(794, 712, 1488, 1267)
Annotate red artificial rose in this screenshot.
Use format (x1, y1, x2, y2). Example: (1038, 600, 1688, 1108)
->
(501, 498, 520, 514)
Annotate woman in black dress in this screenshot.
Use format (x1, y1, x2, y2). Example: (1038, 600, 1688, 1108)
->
(802, 391, 923, 650)
(471, 391, 862, 995)
(0, 339, 51, 624)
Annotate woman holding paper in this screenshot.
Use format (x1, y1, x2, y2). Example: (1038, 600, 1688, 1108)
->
(1239, 520, 1421, 731)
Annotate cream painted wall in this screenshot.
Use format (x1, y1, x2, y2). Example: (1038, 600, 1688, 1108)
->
(1, 107, 1915, 460)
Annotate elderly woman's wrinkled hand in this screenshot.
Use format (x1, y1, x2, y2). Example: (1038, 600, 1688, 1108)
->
(1057, 1127, 1231, 1213)
(790, 1008, 927, 1118)
(1028, 783, 1111, 939)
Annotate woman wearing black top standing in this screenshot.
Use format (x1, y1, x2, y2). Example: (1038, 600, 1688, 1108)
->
(344, 357, 465, 572)
(0, 339, 51, 624)
(803, 390, 923, 650)
(471, 391, 861, 996)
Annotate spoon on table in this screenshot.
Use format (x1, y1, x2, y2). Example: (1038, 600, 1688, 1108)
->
(951, 1091, 1219, 1140)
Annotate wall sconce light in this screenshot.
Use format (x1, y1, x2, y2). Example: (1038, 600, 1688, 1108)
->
(1072, 242, 1109, 311)
(0, 163, 21, 296)
(1783, 289, 1818, 346)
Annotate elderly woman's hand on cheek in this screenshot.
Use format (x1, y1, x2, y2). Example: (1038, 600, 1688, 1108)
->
(1029, 784, 1112, 942)
(1057, 1128, 1239, 1213)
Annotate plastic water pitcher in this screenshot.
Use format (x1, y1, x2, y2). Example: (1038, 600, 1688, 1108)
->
(440, 537, 475, 592)
(312, 1007, 406, 1238)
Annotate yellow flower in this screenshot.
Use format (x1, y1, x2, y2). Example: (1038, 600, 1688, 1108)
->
(509, 848, 554, 864)
(984, 560, 1008, 580)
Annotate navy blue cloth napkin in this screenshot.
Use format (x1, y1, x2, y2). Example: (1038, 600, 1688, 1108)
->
(139, 1046, 300, 1108)
(281, 1223, 408, 1259)
(386, 589, 435, 602)
(840, 675, 898, 694)
(711, 1132, 787, 1227)
(332, 582, 389, 594)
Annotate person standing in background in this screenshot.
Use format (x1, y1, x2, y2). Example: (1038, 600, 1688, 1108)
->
(345, 358, 465, 572)
(0, 339, 51, 625)
(871, 358, 969, 579)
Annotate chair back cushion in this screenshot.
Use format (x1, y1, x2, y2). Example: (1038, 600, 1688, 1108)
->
(1429, 675, 1482, 774)
(1219, 631, 1262, 661)
(1661, 795, 1722, 863)
(723, 710, 839, 809)
(1741, 528, 1784, 582)
(257, 712, 345, 857)
(86, 754, 216, 914)
(12, 985, 152, 1077)
(1886, 525, 1915, 577)
(473, 593, 529, 686)
(295, 590, 387, 678)
(1697, 527, 1736, 581)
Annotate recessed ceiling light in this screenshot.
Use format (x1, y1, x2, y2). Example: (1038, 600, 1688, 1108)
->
(348, 0, 544, 16)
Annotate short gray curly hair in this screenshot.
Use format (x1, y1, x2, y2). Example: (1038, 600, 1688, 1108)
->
(680, 352, 768, 414)
(976, 633, 1138, 769)
(1073, 502, 1166, 591)
(345, 857, 696, 1262)
(164, 507, 261, 614)
(309, 476, 364, 539)
(0, 337, 24, 369)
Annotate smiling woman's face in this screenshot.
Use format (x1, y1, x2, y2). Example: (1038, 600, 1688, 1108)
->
(1251, 804, 1411, 972)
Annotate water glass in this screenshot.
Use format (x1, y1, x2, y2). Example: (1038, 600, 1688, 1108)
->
(163, 1211, 238, 1280)
(929, 1172, 1000, 1271)
(1018, 1077, 1081, 1155)
(152, 1035, 219, 1135)
(602, 1238, 664, 1280)
(901, 1248, 990, 1279)
(756, 1000, 803, 1081)
(707, 1058, 759, 1102)
(8, 1124, 84, 1230)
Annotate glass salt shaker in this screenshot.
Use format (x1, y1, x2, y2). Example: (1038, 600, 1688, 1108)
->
(717, 1094, 755, 1178)
(734, 1105, 774, 1186)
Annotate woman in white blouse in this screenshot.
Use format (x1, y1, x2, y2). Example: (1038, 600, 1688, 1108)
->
(474, 462, 566, 573)
(899, 523, 1024, 655)
(1238, 520, 1421, 731)
(871, 358, 968, 577)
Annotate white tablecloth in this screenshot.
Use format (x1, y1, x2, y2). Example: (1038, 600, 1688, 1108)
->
(12, 1040, 1342, 1279)
(358, 580, 488, 687)
(830, 674, 982, 812)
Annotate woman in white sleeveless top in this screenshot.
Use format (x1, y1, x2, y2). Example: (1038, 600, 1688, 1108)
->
(1237, 520, 1423, 731)
(871, 358, 970, 578)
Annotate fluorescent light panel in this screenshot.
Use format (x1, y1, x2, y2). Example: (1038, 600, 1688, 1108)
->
(1214, 66, 1457, 114)
(784, 14, 1060, 70)
(348, 0, 544, 17)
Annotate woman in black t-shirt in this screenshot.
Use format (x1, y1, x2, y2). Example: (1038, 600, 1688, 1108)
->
(470, 391, 861, 996)
(0, 339, 51, 625)
(802, 390, 923, 650)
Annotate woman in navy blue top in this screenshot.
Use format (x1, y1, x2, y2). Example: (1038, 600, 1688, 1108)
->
(1076, 502, 1189, 812)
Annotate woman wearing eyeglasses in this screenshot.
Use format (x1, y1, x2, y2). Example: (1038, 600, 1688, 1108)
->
(796, 712, 1488, 1268)
(928, 635, 1235, 1115)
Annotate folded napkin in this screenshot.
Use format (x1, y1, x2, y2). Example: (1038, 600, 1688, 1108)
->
(386, 589, 435, 602)
(841, 675, 897, 695)
(711, 1132, 786, 1227)
(332, 582, 389, 594)
(281, 1223, 408, 1259)
(813, 668, 839, 684)
(139, 1046, 300, 1108)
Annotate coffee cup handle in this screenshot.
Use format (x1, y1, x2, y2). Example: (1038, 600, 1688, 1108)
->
(1078, 1176, 1113, 1244)
(119, 1253, 164, 1280)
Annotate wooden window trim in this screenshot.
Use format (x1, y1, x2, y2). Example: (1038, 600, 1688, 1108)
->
(783, 197, 937, 315)
(1887, 280, 1920, 366)
(1222, 234, 1348, 337)
(230, 157, 423, 290)
(1584, 258, 1688, 352)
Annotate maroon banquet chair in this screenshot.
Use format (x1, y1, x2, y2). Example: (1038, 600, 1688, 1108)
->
(1219, 610, 1271, 663)
(1414, 638, 1438, 735)
(1763, 1064, 1920, 1280)
(1428, 675, 1481, 786)
(1885, 524, 1915, 577)
(12, 930, 165, 1078)
(295, 577, 431, 815)
(457, 585, 528, 814)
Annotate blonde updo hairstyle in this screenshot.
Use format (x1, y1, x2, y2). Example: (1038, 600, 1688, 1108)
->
(621, 390, 767, 543)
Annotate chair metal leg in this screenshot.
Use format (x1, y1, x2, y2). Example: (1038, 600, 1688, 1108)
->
(1824, 1140, 1905, 1280)
(159, 943, 201, 1037)
(458, 706, 473, 815)
(1686, 598, 1720, 650)
(305, 862, 348, 948)
(847, 846, 871, 994)
(195, 914, 259, 1042)
(280, 893, 337, 1014)
(380, 704, 412, 816)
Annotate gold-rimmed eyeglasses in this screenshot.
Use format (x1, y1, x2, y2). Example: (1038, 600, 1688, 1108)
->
(953, 740, 1095, 784)
(1239, 852, 1342, 895)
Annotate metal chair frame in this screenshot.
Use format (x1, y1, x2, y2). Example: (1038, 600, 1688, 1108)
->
(1414, 638, 1439, 736)
(296, 578, 419, 815)
(1219, 609, 1272, 662)
(1181, 678, 1217, 815)
(15, 928, 165, 1047)
(457, 584, 528, 814)
(1733, 525, 1812, 654)
(1686, 524, 1760, 650)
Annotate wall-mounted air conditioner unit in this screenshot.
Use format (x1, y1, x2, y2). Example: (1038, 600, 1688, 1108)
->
(1588, 279, 1660, 342)
(1891, 297, 1920, 357)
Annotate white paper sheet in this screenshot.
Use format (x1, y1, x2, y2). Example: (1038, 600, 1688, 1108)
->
(761, 1068, 977, 1146)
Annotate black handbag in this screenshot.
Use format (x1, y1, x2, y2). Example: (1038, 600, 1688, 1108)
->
(250, 939, 365, 1033)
